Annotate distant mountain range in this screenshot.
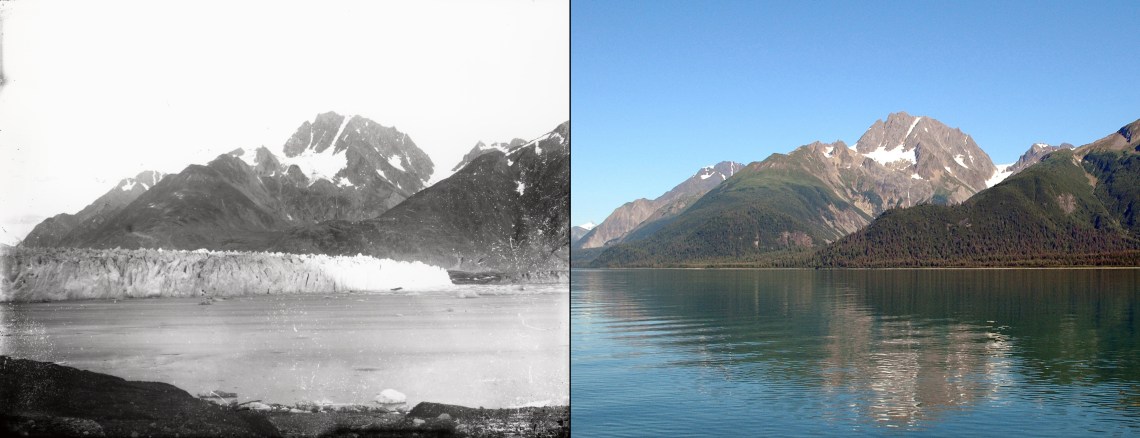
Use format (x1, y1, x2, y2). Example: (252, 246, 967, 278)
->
(581, 112, 1138, 267)
(21, 112, 570, 276)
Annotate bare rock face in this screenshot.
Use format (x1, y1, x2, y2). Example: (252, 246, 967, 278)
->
(853, 112, 998, 206)
(1007, 143, 1074, 174)
(253, 111, 434, 198)
(576, 198, 659, 249)
(576, 161, 743, 249)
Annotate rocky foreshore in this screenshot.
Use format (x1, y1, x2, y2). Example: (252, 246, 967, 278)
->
(0, 247, 453, 302)
(0, 356, 569, 437)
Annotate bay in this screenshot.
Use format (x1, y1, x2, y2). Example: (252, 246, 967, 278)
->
(1, 285, 569, 409)
(572, 268, 1140, 436)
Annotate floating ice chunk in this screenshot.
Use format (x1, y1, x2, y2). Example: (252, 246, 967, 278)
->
(376, 389, 406, 404)
(509, 400, 553, 408)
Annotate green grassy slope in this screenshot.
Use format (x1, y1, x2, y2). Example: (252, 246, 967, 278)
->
(591, 153, 869, 267)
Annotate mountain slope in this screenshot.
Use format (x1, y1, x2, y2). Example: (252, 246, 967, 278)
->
(590, 150, 871, 267)
(588, 112, 1007, 264)
(570, 222, 595, 245)
(590, 112, 1016, 267)
(575, 161, 742, 249)
(451, 139, 527, 172)
(22, 171, 165, 247)
(270, 121, 570, 275)
(25, 112, 435, 250)
(816, 119, 1140, 267)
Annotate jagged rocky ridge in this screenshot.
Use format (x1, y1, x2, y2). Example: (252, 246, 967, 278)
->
(1, 246, 453, 302)
(815, 119, 1140, 267)
(270, 121, 570, 277)
(587, 112, 1080, 267)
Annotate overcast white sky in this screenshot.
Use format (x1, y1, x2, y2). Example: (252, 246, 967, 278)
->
(0, 0, 568, 244)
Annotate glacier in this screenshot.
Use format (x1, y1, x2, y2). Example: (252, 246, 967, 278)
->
(1, 247, 453, 302)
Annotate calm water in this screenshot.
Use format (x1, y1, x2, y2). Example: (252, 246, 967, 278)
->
(572, 269, 1140, 436)
(1, 285, 569, 408)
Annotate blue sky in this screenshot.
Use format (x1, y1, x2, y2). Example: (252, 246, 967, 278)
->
(571, 0, 1140, 227)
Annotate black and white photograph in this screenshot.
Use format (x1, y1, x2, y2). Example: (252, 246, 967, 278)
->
(0, 1, 568, 436)
(8, 0, 1140, 437)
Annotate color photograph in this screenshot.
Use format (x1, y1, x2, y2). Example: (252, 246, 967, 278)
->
(572, 0, 1140, 436)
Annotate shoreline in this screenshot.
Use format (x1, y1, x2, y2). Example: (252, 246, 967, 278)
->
(1, 356, 569, 437)
(571, 266, 1140, 271)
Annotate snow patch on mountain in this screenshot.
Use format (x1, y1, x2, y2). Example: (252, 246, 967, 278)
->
(280, 146, 348, 185)
(516, 181, 526, 196)
(986, 164, 1013, 188)
(864, 146, 917, 167)
(578, 222, 597, 231)
(902, 117, 923, 144)
(387, 155, 405, 172)
(954, 154, 969, 168)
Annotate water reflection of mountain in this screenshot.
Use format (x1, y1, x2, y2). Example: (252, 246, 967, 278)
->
(571, 269, 1140, 430)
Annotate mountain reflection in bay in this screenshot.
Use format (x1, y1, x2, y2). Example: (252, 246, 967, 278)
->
(572, 269, 1140, 436)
